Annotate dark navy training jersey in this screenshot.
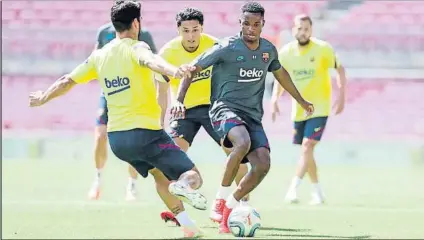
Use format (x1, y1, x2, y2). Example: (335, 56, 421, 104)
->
(192, 33, 282, 122)
(96, 22, 157, 53)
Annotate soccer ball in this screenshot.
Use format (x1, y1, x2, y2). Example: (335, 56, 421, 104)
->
(228, 205, 261, 237)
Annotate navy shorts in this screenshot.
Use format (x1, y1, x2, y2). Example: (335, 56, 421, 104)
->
(293, 117, 328, 145)
(209, 102, 270, 163)
(169, 105, 221, 146)
(108, 128, 195, 180)
(96, 94, 108, 126)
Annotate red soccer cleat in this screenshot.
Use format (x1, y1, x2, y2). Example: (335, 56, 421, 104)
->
(218, 205, 232, 234)
(210, 199, 225, 223)
(160, 211, 181, 227)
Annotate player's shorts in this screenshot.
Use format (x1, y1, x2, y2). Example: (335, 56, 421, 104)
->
(209, 102, 270, 163)
(108, 128, 195, 180)
(96, 94, 108, 126)
(293, 117, 328, 145)
(169, 104, 220, 146)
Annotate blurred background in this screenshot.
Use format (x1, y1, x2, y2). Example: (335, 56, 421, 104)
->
(2, 0, 424, 163)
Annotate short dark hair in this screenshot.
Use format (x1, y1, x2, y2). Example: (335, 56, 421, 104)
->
(294, 14, 313, 26)
(176, 7, 204, 27)
(241, 1, 265, 17)
(111, 0, 141, 32)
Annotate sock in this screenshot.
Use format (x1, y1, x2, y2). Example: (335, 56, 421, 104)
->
(95, 168, 102, 181)
(225, 194, 239, 209)
(290, 176, 302, 190)
(128, 177, 136, 187)
(216, 186, 232, 200)
(175, 211, 196, 228)
(311, 183, 322, 195)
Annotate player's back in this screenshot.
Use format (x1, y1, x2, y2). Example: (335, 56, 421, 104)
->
(210, 34, 280, 122)
(92, 38, 161, 132)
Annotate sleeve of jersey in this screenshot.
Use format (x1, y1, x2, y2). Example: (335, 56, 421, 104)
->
(69, 54, 97, 84)
(139, 31, 158, 54)
(268, 46, 282, 72)
(191, 42, 225, 70)
(324, 43, 341, 69)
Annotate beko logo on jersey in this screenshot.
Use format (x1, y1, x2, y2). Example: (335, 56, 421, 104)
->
(238, 68, 264, 82)
(105, 76, 131, 96)
(192, 69, 211, 83)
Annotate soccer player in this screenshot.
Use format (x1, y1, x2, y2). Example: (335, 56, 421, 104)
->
(154, 7, 251, 225)
(89, 21, 157, 201)
(270, 14, 347, 205)
(170, 2, 314, 234)
(29, 1, 205, 237)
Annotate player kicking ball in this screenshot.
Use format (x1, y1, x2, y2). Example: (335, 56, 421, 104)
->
(29, 1, 205, 237)
(171, 1, 314, 234)
(271, 14, 347, 205)
(154, 7, 251, 226)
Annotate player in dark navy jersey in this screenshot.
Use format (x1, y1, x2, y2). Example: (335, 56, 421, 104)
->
(170, 1, 314, 234)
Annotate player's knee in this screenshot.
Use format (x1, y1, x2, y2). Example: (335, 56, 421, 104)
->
(254, 148, 271, 175)
(235, 136, 251, 156)
(302, 139, 317, 153)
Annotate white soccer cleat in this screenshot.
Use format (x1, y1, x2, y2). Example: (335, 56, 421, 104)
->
(126, 186, 137, 201)
(309, 192, 325, 205)
(284, 189, 299, 204)
(88, 182, 101, 200)
(168, 181, 207, 210)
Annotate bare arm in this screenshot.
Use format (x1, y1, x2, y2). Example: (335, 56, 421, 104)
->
(335, 65, 347, 95)
(176, 66, 203, 103)
(155, 79, 169, 127)
(271, 79, 285, 102)
(272, 67, 305, 104)
(134, 42, 179, 78)
(30, 75, 77, 107)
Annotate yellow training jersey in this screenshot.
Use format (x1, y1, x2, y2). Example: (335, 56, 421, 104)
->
(69, 38, 161, 132)
(279, 37, 340, 121)
(155, 33, 217, 109)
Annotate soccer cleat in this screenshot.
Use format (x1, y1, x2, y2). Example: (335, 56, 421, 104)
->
(168, 181, 207, 211)
(87, 182, 100, 200)
(209, 199, 225, 223)
(160, 211, 181, 227)
(183, 226, 203, 238)
(284, 189, 299, 204)
(218, 206, 232, 234)
(126, 187, 137, 201)
(309, 192, 325, 205)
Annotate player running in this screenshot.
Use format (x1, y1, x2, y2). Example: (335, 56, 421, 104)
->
(29, 1, 205, 237)
(170, 2, 314, 234)
(154, 7, 251, 226)
(89, 21, 157, 201)
(270, 14, 347, 205)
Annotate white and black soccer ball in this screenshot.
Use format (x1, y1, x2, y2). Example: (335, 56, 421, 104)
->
(228, 205, 261, 237)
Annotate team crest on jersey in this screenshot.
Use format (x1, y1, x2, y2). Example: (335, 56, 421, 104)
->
(262, 52, 269, 63)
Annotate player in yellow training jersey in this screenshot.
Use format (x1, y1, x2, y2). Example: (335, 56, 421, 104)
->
(29, 1, 206, 237)
(154, 7, 250, 225)
(271, 14, 347, 205)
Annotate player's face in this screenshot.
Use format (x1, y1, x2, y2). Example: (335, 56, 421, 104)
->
(293, 20, 312, 46)
(239, 12, 264, 43)
(178, 20, 203, 52)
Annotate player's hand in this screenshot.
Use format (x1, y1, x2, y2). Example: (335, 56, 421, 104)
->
(299, 99, 314, 117)
(170, 100, 186, 119)
(29, 91, 46, 107)
(173, 64, 195, 79)
(333, 92, 345, 115)
(270, 99, 280, 123)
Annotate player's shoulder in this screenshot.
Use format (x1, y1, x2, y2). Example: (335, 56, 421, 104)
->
(134, 40, 152, 51)
(217, 34, 241, 49)
(201, 33, 219, 43)
(160, 36, 183, 53)
(311, 37, 332, 49)
(279, 40, 297, 53)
